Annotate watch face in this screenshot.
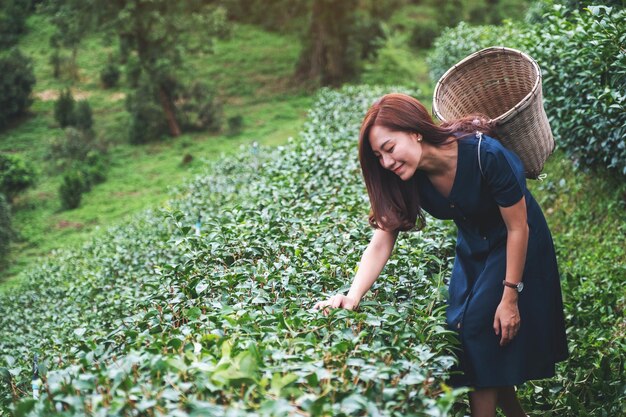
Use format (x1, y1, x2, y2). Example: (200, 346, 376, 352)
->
(517, 282, 524, 292)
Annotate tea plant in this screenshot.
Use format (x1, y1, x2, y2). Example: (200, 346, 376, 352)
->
(0, 86, 465, 416)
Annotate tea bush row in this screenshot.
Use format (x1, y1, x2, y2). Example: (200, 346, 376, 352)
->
(428, 4, 626, 177)
(0, 86, 465, 416)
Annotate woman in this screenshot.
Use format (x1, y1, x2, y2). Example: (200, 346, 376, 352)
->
(314, 93, 568, 417)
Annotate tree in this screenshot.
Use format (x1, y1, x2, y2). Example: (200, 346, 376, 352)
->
(93, 0, 229, 138)
(0, 0, 31, 50)
(45, 0, 94, 80)
(295, 0, 359, 87)
(0, 48, 36, 129)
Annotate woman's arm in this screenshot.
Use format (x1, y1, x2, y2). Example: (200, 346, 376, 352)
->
(313, 228, 398, 313)
(494, 196, 529, 346)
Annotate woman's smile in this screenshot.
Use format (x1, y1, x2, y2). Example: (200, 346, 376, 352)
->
(369, 125, 424, 181)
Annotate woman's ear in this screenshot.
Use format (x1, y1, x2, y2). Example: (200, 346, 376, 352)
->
(410, 132, 422, 142)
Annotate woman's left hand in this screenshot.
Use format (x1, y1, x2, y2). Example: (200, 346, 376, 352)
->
(493, 299, 521, 346)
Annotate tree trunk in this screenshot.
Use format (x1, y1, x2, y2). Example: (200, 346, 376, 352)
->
(295, 0, 357, 87)
(70, 46, 79, 81)
(159, 86, 181, 137)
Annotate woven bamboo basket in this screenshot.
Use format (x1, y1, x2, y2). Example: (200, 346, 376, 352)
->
(433, 46, 554, 179)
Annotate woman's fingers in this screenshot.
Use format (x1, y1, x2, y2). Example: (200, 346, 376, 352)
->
(494, 305, 521, 346)
(313, 295, 357, 315)
(500, 319, 521, 346)
(331, 295, 343, 308)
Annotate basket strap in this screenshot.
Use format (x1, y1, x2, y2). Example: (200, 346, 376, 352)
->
(476, 131, 484, 178)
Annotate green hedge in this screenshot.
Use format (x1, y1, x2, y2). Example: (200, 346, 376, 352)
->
(428, 5, 626, 177)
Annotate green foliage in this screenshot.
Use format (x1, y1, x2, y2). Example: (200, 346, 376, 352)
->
(221, 0, 309, 33)
(466, 0, 532, 24)
(126, 79, 169, 144)
(46, 127, 106, 172)
(53, 88, 76, 128)
(427, 21, 527, 82)
(0, 86, 468, 416)
(0, 19, 311, 285)
(124, 55, 142, 88)
(58, 167, 87, 210)
(387, 4, 441, 49)
(175, 81, 223, 133)
(0, 48, 36, 129)
(54, 91, 94, 132)
(100, 59, 121, 89)
(227, 115, 244, 136)
(360, 29, 426, 88)
(0, 153, 36, 203)
(534, 5, 626, 175)
(73, 100, 93, 132)
(428, 6, 626, 176)
(0, 0, 31, 49)
(0, 193, 12, 267)
(45, 0, 95, 81)
(295, 0, 360, 86)
(521, 157, 626, 416)
(58, 156, 107, 211)
(92, 0, 230, 137)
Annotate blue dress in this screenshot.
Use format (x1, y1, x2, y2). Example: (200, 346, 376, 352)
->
(416, 134, 568, 388)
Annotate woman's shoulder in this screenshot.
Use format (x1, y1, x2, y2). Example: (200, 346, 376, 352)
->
(475, 134, 513, 158)
(459, 133, 523, 170)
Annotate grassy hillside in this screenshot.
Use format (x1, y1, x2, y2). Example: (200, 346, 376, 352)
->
(0, 15, 315, 286)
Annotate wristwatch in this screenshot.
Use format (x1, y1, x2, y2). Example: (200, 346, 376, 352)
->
(503, 280, 524, 293)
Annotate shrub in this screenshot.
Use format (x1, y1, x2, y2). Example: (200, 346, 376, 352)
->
(46, 127, 106, 172)
(410, 19, 441, 49)
(386, 5, 442, 49)
(533, 6, 626, 175)
(126, 80, 169, 144)
(427, 21, 527, 81)
(0, 153, 36, 203)
(73, 100, 93, 132)
(0, 48, 36, 129)
(58, 167, 87, 210)
(54, 88, 76, 128)
(100, 61, 120, 89)
(360, 29, 425, 88)
(428, 6, 626, 177)
(82, 152, 107, 185)
(0, 0, 30, 49)
(227, 114, 243, 135)
(174, 81, 222, 133)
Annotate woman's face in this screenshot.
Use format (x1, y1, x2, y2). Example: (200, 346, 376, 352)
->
(369, 125, 422, 180)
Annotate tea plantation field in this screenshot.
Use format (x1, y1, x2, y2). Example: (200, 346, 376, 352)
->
(1, 86, 467, 416)
(2, 85, 624, 416)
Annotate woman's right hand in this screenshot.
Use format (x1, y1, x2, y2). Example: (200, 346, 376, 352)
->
(313, 294, 359, 315)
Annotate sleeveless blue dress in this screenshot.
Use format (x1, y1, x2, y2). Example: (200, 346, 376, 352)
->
(416, 134, 568, 388)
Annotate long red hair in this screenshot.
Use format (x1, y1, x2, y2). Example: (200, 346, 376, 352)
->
(358, 93, 496, 231)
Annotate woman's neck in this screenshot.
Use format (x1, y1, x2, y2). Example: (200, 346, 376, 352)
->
(420, 138, 458, 176)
